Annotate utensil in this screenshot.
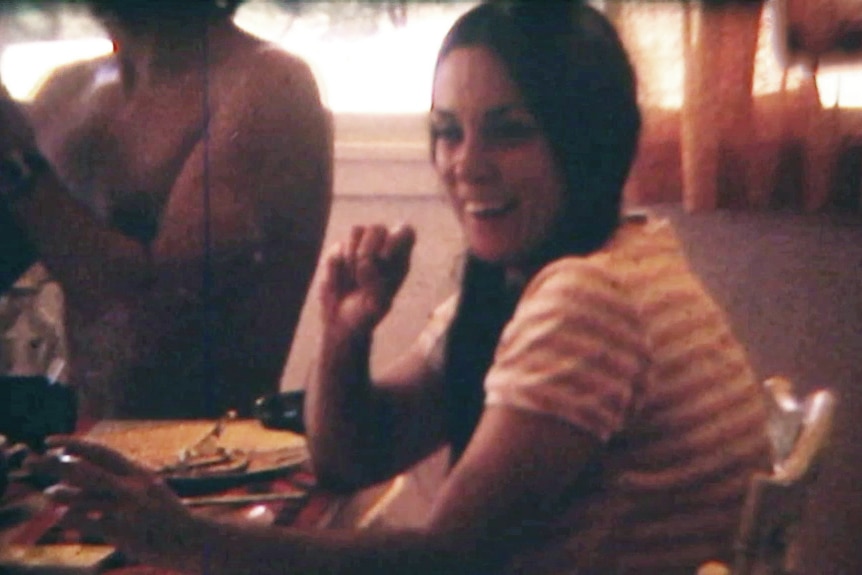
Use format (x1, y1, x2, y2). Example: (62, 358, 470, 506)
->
(181, 491, 307, 508)
(159, 452, 250, 476)
(159, 410, 245, 476)
(180, 409, 237, 461)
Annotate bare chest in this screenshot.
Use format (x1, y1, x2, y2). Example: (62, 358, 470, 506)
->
(38, 72, 207, 242)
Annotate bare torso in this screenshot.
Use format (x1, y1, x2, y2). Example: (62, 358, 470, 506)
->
(26, 23, 333, 419)
(37, 58, 205, 243)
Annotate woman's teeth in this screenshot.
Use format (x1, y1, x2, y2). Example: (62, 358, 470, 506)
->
(464, 200, 513, 217)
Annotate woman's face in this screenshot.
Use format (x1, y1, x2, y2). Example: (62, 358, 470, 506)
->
(431, 46, 566, 265)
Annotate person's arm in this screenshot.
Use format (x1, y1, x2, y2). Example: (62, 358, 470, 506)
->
(1, 79, 148, 300)
(38, 406, 600, 575)
(10, 51, 331, 315)
(308, 330, 450, 490)
(206, 407, 600, 575)
(304, 224, 451, 489)
(33, 256, 642, 574)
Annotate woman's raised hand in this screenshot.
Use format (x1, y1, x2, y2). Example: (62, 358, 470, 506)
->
(319, 223, 416, 335)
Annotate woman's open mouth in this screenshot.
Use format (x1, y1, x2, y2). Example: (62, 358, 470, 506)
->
(464, 199, 517, 219)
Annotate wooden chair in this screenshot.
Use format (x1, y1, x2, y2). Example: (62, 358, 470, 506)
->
(698, 376, 837, 575)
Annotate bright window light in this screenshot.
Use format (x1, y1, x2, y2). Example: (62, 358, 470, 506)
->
(1, 38, 112, 100)
(234, 3, 476, 113)
(2, 2, 860, 111)
(0, 3, 475, 113)
(817, 65, 862, 109)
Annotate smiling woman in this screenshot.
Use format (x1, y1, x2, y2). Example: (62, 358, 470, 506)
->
(24, 3, 772, 574)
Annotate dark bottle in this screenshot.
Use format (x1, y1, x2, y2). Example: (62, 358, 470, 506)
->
(0, 375, 77, 451)
(253, 390, 306, 435)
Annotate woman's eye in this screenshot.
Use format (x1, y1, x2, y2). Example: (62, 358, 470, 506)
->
(483, 121, 539, 144)
(430, 124, 463, 143)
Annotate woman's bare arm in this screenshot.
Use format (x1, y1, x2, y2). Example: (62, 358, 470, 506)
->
(306, 334, 449, 490)
(38, 405, 599, 575)
(305, 225, 451, 489)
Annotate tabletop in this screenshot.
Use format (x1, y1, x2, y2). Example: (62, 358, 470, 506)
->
(0, 419, 400, 574)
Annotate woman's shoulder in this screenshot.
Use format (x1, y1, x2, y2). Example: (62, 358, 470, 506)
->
(513, 216, 688, 322)
(533, 215, 681, 282)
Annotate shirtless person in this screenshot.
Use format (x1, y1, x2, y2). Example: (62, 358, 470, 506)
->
(0, 0, 333, 419)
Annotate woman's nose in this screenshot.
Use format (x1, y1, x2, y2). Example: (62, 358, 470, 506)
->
(453, 133, 493, 182)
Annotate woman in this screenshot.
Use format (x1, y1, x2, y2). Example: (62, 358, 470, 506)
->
(33, 2, 770, 574)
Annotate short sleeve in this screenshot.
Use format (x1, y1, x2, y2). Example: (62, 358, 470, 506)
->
(484, 258, 645, 442)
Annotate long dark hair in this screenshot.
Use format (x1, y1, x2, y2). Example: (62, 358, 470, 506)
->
(436, 1, 641, 459)
(87, 0, 244, 23)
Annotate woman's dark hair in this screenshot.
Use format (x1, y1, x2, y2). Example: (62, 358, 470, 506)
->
(436, 1, 642, 459)
(88, 0, 244, 23)
(433, 0, 640, 258)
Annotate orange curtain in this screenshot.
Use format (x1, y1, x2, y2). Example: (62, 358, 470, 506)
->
(610, 0, 861, 213)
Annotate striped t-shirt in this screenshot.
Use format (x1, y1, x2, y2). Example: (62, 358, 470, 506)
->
(419, 216, 771, 575)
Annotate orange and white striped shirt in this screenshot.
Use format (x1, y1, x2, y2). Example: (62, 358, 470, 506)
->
(419, 216, 770, 574)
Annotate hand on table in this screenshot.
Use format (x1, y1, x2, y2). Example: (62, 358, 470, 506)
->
(27, 436, 197, 567)
(319, 223, 416, 334)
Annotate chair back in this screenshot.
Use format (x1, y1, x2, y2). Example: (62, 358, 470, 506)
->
(732, 376, 836, 575)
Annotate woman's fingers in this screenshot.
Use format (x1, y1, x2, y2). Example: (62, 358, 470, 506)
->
(347, 225, 365, 250)
(318, 223, 417, 330)
(320, 242, 349, 295)
(331, 224, 415, 286)
(35, 451, 128, 496)
(345, 224, 414, 261)
(345, 225, 365, 267)
(45, 436, 150, 477)
(48, 499, 119, 544)
(44, 483, 118, 510)
(384, 223, 416, 269)
(356, 225, 388, 260)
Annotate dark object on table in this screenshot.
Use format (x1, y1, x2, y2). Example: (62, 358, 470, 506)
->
(254, 390, 306, 435)
(0, 376, 77, 450)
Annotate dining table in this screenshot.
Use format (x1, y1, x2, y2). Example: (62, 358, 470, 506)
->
(0, 417, 401, 575)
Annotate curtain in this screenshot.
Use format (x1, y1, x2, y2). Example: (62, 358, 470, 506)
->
(611, 0, 861, 212)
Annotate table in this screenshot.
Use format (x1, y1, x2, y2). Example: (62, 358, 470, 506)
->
(0, 419, 401, 574)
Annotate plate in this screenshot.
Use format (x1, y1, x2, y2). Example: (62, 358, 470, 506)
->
(84, 420, 309, 495)
(160, 446, 308, 495)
